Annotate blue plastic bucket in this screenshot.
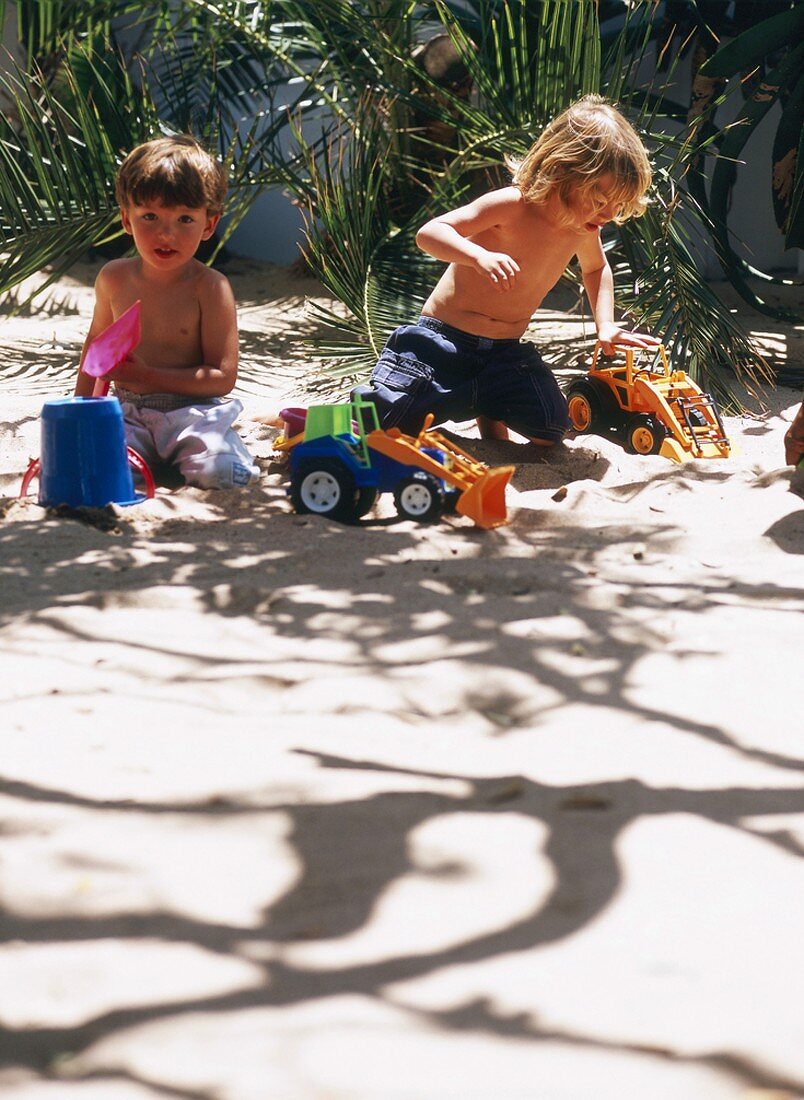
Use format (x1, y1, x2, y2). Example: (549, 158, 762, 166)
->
(38, 396, 140, 508)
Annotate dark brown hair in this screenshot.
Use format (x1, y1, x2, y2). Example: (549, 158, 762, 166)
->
(115, 135, 227, 215)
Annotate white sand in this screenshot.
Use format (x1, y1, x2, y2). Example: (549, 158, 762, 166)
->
(1, 258, 803, 1099)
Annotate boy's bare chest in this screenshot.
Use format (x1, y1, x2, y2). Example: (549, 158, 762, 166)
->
(480, 213, 575, 274)
(112, 280, 203, 369)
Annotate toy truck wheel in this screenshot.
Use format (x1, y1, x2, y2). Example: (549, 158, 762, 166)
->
(624, 414, 666, 456)
(566, 379, 609, 433)
(355, 487, 378, 518)
(567, 387, 595, 432)
(291, 459, 359, 522)
(394, 471, 443, 522)
(567, 377, 622, 435)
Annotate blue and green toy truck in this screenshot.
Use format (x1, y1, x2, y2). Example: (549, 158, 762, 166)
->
(277, 391, 513, 528)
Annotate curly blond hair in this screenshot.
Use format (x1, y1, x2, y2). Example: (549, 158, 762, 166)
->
(508, 95, 651, 224)
(115, 135, 227, 216)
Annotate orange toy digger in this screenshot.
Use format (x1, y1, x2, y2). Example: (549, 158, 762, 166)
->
(565, 342, 730, 462)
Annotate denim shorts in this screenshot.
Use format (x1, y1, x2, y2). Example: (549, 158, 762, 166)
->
(369, 316, 570, 442)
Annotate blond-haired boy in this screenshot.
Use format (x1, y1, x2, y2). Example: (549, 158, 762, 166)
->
(370, 94, 660, 442)
(75, 135, 259, 489)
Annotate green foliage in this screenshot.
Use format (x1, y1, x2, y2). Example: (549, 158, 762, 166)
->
(0, 0, 790, 401)
(0, 43, 142, 295)
(616, 181, 768, 407)
(0, 0, 309, 300)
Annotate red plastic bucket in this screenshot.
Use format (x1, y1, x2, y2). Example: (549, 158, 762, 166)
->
(280, 407, 307, 438)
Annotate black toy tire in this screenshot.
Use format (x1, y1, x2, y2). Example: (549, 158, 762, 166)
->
(624, 414, 667, 456)
(394, 471, 444, 522)
(291, 459, 359, 522)
(566, 378, 619, 434)
(355, 487, 378, 518)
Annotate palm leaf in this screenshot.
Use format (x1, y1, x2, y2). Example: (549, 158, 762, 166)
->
(286, 103, 433, 382)
(772, 70, 804, 250)
(0, 48, 144, 299)
(698, 4, 804, 78)
(617, 203, 772, 409)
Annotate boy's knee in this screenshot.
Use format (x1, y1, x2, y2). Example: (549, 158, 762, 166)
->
(544, 384, 571, 439)
(527, 422, 569, 445)
(514, 380, 571, 443)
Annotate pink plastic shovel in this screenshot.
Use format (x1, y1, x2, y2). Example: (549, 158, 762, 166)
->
(81, 299, 141, 397)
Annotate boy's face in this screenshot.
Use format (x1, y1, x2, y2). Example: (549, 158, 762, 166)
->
(566, 173, 625, 234)
(120, 200, 220, 271)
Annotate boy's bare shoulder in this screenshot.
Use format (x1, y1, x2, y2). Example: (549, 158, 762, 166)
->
(439, 185, 526, 233)
(474, 185, 524, 211)
(194, 261, 235, 302)
(95, 256, 137, 287)
(193, 259, 230, 285)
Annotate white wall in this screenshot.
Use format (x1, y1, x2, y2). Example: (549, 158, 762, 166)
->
(226, 188, 307, 266)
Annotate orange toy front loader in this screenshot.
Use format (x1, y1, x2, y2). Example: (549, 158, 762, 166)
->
(566, 342, 730, 462)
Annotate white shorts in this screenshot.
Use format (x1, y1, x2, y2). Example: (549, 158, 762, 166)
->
(118, 393, 260, 491)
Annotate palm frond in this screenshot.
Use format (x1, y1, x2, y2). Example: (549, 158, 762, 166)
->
(615, 188, 772, 409)
(0, 47, 150, 299)
(705, 40, 804, 320)
(285, 101, 434, 378)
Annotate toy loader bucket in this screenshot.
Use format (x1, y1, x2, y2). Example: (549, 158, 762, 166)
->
(455, 465, 514, 529)
(660, 436, 729, 462)
(659, 437, 687, 463)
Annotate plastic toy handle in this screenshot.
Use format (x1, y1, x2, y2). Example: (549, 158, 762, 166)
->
(127, 448, 156, 498)
(18, 457, 41, 498)
(17, 450, 155, 500)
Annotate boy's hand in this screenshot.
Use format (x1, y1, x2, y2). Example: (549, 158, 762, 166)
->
(475, 250, 520, 291)
(597, 323, 661, 357)
(784, 401, 804, 466)
(108, 351, 152, 387)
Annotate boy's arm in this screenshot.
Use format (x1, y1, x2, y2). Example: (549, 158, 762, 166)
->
(74, 270, 115, 397)
(416, 188, 522, 290)
(784, 399, 804, 466)
(577, 233, 659, 353)
(193, 271, 239, 396)
(111, 272, 238, 397)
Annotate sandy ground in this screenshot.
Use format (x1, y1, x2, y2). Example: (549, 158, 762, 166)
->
(1, 258, 803, 1100)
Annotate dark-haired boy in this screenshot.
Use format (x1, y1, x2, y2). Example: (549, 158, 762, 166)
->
(74, 135, 258, 489)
